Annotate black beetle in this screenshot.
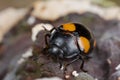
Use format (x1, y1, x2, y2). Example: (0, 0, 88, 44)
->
(43, 23, 95, 72)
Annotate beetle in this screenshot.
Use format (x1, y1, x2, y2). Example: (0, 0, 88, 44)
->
(43, 23, 96, 72)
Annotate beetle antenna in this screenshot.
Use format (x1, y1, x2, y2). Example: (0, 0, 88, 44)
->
(42, 25, 49, 32)
(42, 25, 57, 33)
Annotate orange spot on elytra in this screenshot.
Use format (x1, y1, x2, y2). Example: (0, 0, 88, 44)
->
(63, 23, 76, 31)
(79, 37, 90, 53)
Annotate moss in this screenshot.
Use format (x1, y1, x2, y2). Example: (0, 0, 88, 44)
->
(80, 15, 95, 27)
(74, 72, 95, 80)
(63, 16, 70, 22)
(92, 0, 116, 7)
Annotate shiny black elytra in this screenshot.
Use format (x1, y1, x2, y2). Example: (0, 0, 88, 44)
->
(43, 23, 95, 72)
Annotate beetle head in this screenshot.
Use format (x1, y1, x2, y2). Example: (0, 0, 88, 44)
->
(48, 44, 64, 58)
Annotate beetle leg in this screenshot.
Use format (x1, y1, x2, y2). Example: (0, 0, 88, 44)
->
(80, 57, 87, 72)
(59, 60, 63, 69)
(44, 27, 57, 46)
(64, 56, 79, 71)
(50, 27, 57, 33)
(45, 34, 50, 46)
(42, 25, 56, 46)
